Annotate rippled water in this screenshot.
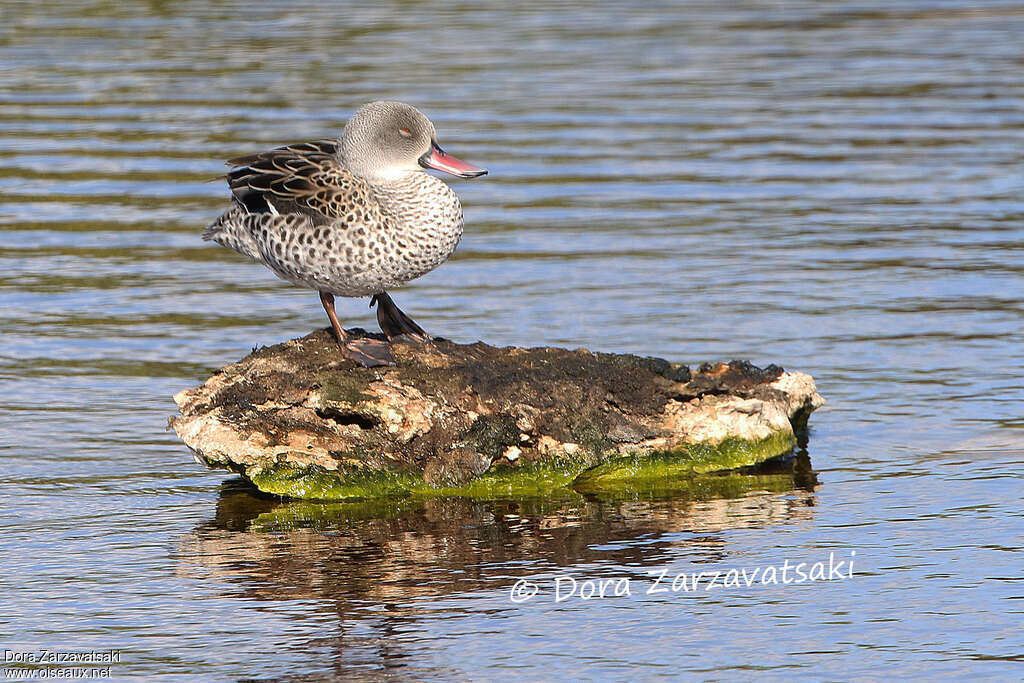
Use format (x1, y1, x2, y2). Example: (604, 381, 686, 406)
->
(3, 1, 1023, 679)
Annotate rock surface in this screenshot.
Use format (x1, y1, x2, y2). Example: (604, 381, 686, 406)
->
(170, 328, 824, 500)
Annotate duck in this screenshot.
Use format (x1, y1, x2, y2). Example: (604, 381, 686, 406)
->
(204, 101, 487, 366)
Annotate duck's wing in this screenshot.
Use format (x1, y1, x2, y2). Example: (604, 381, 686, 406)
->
(225, 139, 338, 168)
(225, 140, 372, 224)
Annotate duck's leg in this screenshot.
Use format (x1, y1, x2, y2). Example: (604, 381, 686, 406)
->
(319, 291, 395, 367)
(371, 292, 430, 343)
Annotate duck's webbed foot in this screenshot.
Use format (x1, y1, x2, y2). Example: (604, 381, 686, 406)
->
(371, 292, 431, 343)
(319, 291, 395, 367)
(340, 336, 395, 367)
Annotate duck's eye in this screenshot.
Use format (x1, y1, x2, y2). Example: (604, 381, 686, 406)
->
(398, 128, 412, 138)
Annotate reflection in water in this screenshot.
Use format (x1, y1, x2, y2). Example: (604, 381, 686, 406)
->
(178, 455, 815, 674)
(181, 453, 816, 604)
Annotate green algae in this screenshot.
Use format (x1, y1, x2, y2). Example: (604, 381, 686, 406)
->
(240, 429, 797, 501)
(246, 463, 422, 500)
(572, 432, 797, 494)
(428, 457, 588, 498)
(245, 456, 588, 501)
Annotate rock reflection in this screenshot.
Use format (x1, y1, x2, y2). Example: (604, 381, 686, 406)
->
(180, 453, 817, 603)
(177, 454, 816, 675)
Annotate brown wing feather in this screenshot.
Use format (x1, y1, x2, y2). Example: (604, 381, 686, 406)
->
(226, 139, 337, 167)
(225, 140, 368, 223)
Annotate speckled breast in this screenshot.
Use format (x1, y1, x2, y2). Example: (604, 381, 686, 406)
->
(267, 173, 465, 298)
(366, 173, 465, 292)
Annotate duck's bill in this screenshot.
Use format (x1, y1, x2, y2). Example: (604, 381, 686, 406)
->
(419, 142, 487, 178)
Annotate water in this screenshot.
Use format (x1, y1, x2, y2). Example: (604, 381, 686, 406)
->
(2, 1, 1023, 679)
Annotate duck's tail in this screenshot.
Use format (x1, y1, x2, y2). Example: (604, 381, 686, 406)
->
(204, 203, 261, 260)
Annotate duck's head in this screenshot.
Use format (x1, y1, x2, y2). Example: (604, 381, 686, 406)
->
(339, 101, 487, 182)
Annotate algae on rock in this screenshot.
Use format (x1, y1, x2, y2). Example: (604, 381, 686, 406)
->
(170, 328, 824, 500)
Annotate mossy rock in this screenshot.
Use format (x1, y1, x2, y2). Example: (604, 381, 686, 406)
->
(171, 329, 824, 501)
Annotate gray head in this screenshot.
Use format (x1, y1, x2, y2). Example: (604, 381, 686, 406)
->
(339, 101, 487, 181)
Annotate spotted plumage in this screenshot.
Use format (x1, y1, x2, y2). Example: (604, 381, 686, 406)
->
(203, 101, 488, 367)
